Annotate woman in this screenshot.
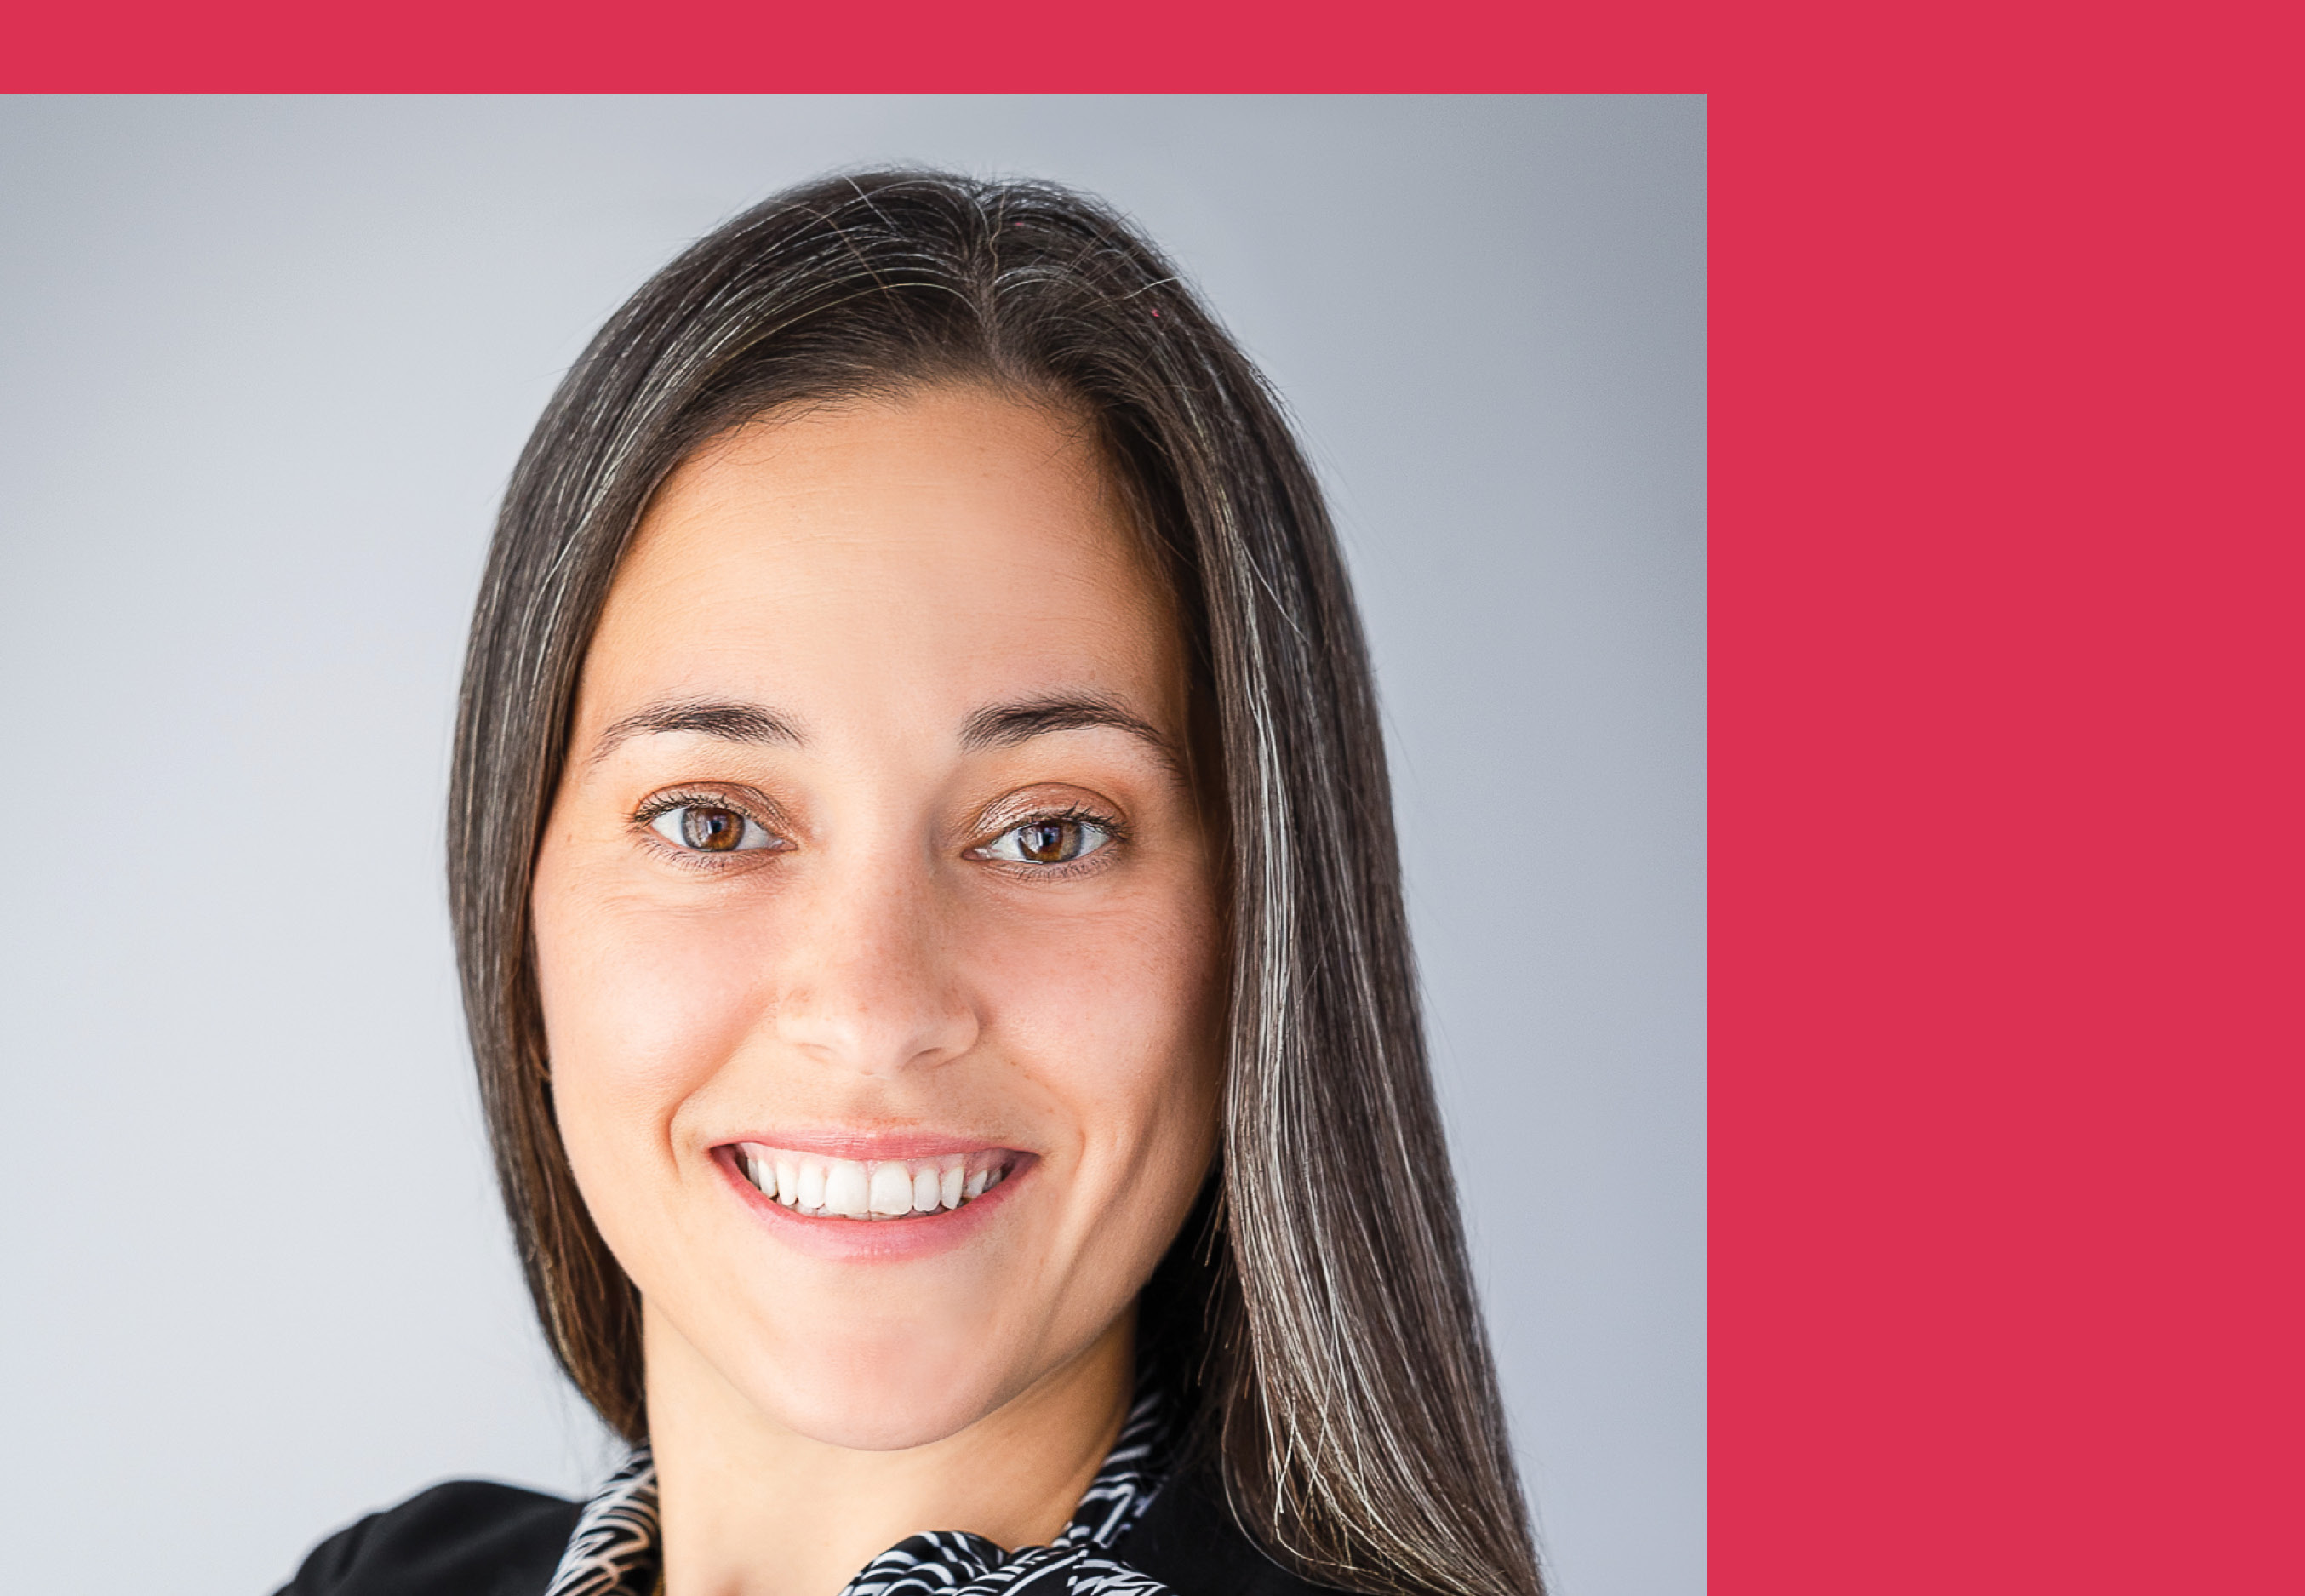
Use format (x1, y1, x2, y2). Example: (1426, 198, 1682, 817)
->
(282, 171, 1541, 1596)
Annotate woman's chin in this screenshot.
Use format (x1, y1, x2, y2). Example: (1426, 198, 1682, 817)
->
(668, 1301, 1042, 1451)
(747, 1354, 1021, 1453)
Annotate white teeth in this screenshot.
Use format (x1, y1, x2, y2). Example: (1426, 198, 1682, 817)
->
(825, 1161, 870, 1218)
(735, 1144, 1011, 1219)
(868, 1164, 913, 1216)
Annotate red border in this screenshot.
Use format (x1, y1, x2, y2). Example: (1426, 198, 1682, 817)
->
(4, 3, 1713, 92)
(9, 5, 2301, 1591)
(1713, 9, 2301, 1592)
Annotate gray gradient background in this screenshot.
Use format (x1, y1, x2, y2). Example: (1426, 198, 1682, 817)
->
(0, 96, 1703, 1595)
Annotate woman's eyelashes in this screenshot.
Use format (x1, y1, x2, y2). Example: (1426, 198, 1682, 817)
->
(634, 792, 1124, 873)
(644, 799, 785, 855)
(974, 814, 1119, 868)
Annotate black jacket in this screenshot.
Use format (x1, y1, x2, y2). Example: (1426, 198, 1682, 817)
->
(278, 1462, 1343, 1596)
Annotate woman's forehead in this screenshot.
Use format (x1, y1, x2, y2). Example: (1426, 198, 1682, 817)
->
(581, 386, 1186, 740)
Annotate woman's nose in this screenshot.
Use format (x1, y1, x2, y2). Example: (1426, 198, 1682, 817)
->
(766, 851, 979, 1077)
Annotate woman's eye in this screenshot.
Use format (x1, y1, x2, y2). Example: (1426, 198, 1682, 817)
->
(648, 804, 779, 854)
(981, 818, 1112, 866)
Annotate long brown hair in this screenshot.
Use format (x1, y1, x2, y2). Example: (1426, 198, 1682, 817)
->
(449, 171, 1541, 1596)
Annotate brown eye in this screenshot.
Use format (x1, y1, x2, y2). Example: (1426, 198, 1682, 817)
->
(983, 817, 1112, 866)
(648, 803, 777, 854)
(684, 807, 743, 851)
(1021, 821, 1077, 862)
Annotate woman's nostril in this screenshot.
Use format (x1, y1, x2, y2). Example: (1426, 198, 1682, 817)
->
(773, 988, 979, 1073)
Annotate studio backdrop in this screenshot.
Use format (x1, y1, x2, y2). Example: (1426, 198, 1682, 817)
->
(0, 94, 1703, 1596)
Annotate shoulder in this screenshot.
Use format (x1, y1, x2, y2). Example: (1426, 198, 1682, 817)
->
(276, 1479, 580, 1596)
(1112, 1464, 1356, 1596)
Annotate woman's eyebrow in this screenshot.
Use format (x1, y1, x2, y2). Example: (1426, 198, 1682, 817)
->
(589, 693, 1175, 766)
(590, 697, 804, 764)
(959, 695, 1175, 762)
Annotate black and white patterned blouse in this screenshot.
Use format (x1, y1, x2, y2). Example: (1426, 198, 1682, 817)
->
(543, 1386, 1178, 1596)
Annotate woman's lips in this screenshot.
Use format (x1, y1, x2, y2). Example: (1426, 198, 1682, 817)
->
(716, 1140, 1027, 1221)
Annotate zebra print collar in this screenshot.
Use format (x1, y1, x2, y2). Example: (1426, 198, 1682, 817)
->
(542, 1385, 1176, 1596)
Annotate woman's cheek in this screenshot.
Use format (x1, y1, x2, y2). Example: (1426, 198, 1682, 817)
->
(537, 874, 776, 1144)
(964, 882, 1221, 1141)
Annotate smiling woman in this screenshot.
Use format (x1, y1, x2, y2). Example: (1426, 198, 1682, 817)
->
(535, 392, 1226, 1529)
(277, 172, 1541, 1596)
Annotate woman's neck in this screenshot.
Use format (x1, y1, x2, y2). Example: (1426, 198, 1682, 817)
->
(643, 1303, 1135, 1596)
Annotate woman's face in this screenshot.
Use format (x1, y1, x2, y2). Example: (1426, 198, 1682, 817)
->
(531, 386, 1224, 1452)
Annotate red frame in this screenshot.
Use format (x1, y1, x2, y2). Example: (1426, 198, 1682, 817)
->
(1713, 20, 2298, 1588)
(9, 4, 2297, 1589)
